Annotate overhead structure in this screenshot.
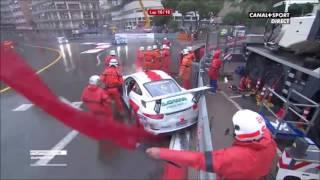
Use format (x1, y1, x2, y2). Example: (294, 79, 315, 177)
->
(138, 0, 151, 28)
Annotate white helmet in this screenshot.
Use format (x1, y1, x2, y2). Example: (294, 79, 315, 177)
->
(152, 45, 157, 50)
(187, 46, 193, 51)
(139, 46, 145, 51)
(182, 49, 189, 55)
(110, 50, 116, 56)
(164, 37, 168, 40)
(232, 109, 266, 142)
(147, 46, 152, 51)
(89, 75, 100, 85)
(109, 58, 118, 66)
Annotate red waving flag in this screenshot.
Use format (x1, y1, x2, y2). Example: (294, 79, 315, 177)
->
(0, 46, 156, 149)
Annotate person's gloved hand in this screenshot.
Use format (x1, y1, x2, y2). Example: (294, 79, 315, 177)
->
(146, 147, 160, 159)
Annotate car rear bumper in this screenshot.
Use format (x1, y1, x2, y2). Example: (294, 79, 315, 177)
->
(145, 119, 197, 135)
(144, 110, 199, 135)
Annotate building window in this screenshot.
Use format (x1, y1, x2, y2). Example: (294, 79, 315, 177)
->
(71, 12, 81, 19)
(83, 12, 91, 19)
(175, 16, 181, 21)
(52, 12, 58, 19)
(92, 4, 97, 10)
(48, 2, 55, 9)
(185, 16, 191, 20)
(92, 12, 97, 18)
(81, 3, 92, 10)
(60, 12, 69, 19)
(56, 3, 67, 9)
(68, 3, 80, 9)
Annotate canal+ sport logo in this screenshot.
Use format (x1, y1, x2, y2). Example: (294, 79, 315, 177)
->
(248, 12, 290, 24)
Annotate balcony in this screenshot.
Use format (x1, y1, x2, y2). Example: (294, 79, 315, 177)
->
(32, 8, 98, 15)
(15, 18, 27, 24)
(31, 0, 49, 7)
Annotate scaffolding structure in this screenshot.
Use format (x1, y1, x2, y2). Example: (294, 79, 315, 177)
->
(259, 88, 320, 140)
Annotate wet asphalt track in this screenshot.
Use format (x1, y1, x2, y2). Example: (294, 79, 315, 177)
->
(0, 35, 185, 179)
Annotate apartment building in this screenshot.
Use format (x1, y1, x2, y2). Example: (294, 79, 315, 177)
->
(0, 0, 33, 30)
(31, 0, 100, 30)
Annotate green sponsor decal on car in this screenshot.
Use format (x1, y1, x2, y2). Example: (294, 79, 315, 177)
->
(162, 97, 187, 107)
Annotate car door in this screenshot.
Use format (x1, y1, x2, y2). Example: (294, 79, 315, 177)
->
(123, 77, 134, 107)
(129, 81, 143, 112)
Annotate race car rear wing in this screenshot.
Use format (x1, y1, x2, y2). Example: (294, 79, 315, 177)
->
(144, 86, 211, 102)
(143, 86, 211, 114)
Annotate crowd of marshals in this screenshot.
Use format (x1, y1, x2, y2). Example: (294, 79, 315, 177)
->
(79, 37, 277, 178)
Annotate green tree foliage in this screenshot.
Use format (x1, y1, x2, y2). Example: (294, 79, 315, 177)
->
(228, 0, 273, 13)
(153, 16, 171, 26)
(177, 0, 196, 26)
(224, 0, 274, 26)
(168, 20, 179, 32)
(222, 12, 246, 25)
(161, 0, 223, 28)
(162, 0, 179, 9)
(197, 0, 224, 18)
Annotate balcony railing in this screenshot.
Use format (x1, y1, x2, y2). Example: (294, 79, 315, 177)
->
(32, 8, 98, 15)
(34, 16, 99, 23)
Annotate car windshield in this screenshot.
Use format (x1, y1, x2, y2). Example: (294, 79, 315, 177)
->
(144, 79, 181, 97)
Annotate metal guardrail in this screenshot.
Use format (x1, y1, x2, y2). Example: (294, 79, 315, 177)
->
(259, 88, 320, 136)
(197, 58, 215, 180)
(167, 55, 215, 180)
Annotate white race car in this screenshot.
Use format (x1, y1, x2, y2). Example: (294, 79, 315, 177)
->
(122, 70, 210, 135)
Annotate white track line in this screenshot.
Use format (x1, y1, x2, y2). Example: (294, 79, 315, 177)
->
(31, 163, 67, 167)
(229, 95, 242, 99)
(96, 50, 106, 66)
(33, 97, 81, 166)
(96, 45, 111, 49)
(220, 90, 284, 156)
(219, 91, 242, 110)
(12, 104, 33, 111)
(81, 48, 104, 54)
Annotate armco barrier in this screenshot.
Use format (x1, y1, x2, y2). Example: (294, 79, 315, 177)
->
(115, 33, 154, 39)
(197, 61, 215, 179)
(154, 33, 177, 40)
(165, 56, 215, 180)
(163, 131, 190, 180)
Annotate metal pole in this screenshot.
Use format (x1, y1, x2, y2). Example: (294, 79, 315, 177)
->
(205, 27, 210, 57)
(216, 26, 220, 49)
(306, 107, 320, 134)
(233, 31, 237, 53)
(274, 88, 292, 137)
(291, 103, 319, 108)
(292, 89, 319, 105)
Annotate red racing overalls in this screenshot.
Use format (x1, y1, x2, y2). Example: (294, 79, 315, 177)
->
(81, 84, 113, 120)
(100, 66, 125, 113)
(156, 129, 277, 180)
(179, 54, 193, 89)
(135, 50, 144, 70)
(208, 51, 222, 80)
(161, 48, 171, 74)
(143, 50, 154, 70)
